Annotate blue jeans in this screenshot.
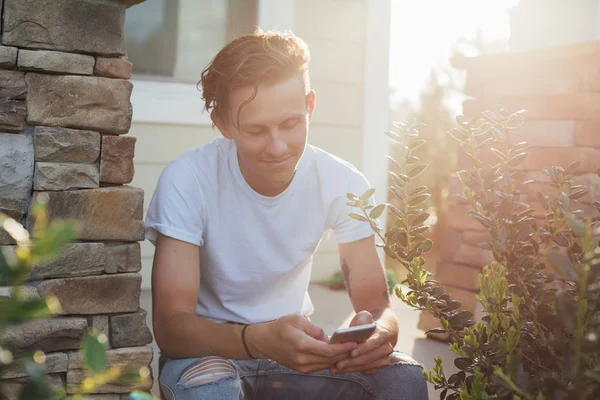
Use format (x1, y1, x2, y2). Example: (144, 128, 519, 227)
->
(159, 352, 428, 399)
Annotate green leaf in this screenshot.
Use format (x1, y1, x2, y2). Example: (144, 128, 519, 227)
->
(408, 164, 428, 179)
(360, 188, 376, 201)
(546, 248, 576, 279)
(456, 171, 477, 189)
(408, 139, 426, 151)
(425, 328, 446, 334)
(349, 213, 368, 222)
(411, 213, 430, 227)
(409, 194, 430, 208)
(450, 311, 473, 329)
(420, 239, 433, 254)
(18, 362, 53, 400)
(83, 332, 108, 374)
(454, 357, 472, 371)
(491, 148, 507, 161)
(565, 161, 581, 174)
(369, 204, 386, 219)
(346, 193, 358, 201)
(409, 186, 428, 196)
(30, 222, 77, 264)
(448, 128, 469, 144)
(508, 152, 527, 167)
(388, 204, 404, 219)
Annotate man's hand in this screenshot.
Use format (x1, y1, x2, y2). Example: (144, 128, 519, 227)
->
(248, 314, 358, 374)
(331, 311, 395, 375)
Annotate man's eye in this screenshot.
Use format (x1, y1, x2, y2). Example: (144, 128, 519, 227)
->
(281, 119, 300, 130)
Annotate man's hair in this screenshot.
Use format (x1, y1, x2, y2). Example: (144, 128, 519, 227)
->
(200, 28, 311, 128)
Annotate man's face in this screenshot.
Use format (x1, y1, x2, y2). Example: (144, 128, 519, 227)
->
(216, 75, 315, 197)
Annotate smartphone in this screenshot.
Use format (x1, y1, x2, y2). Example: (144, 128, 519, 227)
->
(329, 323, 377, 344)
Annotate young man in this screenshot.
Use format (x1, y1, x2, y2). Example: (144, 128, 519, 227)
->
(146, 30, 427, 399)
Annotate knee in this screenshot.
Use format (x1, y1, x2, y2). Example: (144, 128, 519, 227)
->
(176, 356, 237, 389)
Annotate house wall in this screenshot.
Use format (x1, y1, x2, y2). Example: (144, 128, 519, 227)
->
(131, 0, 371, 289)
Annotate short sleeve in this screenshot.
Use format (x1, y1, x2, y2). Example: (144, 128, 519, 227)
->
(145, 160, 205, 247)
(330, 170, 377, 243)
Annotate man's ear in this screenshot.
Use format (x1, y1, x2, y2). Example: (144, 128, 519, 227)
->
(212, 109, 232, 139)
(306, 90, 316, 122)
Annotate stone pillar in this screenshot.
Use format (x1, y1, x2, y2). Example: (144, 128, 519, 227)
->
(419, 0, 600, 337)
(0, 0, 153, 397)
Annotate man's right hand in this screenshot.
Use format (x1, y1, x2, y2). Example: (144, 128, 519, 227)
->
(247, 315, 358, 374)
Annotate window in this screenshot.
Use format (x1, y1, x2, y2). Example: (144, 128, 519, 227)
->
(124, 0, 257, 124)
(125, 0, 258, 83)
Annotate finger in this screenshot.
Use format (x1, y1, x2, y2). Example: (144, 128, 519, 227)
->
(337, 356, 391, 374)
(349, 310, 374, 327)
(295, 317, 327, 341)
(348, 332, 389, 359)
(337, 342, 393, 370)
(302, 337, 357, 358)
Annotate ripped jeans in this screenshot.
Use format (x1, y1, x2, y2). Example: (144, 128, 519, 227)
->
(158, 351, 428, 399)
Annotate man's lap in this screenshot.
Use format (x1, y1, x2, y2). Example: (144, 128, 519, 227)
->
(159, 351, 428, 400)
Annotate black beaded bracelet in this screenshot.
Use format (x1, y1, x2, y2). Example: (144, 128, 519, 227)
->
(241, 324, 256, 359)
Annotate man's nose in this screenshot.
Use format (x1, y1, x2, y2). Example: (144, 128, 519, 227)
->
(266, 131, 288, 157)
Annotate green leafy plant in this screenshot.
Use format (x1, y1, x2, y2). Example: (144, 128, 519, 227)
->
(349, 108, 600, 399)
(0, 194, 154, 400)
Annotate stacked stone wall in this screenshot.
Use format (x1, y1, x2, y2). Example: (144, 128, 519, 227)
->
(0, 1, 152, 398)
(419, 41, 600, 338)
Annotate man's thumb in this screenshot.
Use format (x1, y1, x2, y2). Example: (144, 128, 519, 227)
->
(350, 310, 374, 326)
(298, 317, 327, 341)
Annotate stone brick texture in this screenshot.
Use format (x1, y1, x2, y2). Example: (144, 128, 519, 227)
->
(420, 41, 600, 337)
(0, 1, 152, 395)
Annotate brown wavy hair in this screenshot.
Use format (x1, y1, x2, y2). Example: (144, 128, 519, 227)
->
(199, 28, 311, 129)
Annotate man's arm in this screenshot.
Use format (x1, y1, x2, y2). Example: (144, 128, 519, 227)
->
(151, 233, 250, 359)
(333, 235, 399, 373)
(152, 232, 357, 372)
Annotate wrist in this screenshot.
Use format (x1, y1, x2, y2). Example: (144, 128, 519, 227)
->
(245, 322, 269, 359)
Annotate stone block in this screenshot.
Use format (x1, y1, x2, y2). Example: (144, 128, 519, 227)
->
(463, 93, 600, 121)
(0, 352, 68, 379)
(88, 315, 110, 342)
(29, 243, 105, 280)
(36, 274, 141, 315)
(67, 369, 152, 394)
(26, 74, 133, 134)
(451, 243, 494, 267)
(110, 309, 152, 348)
(67, 346, 153, 394)
(1, 374, 64, 400)
(438, 228, 463, 262)
(0, 132, 34, 220)
(417, 311, 451, 341)
(33, 162, 99, 191)
(95, 57, 132, 79)
(462, 231, 492, 247)
(0, 229, 16, 245)
(18, 49, 95, 75)
(105, 242, 141, 274)
(34, 126, 101, 163)
(519, 147, 600, 173)
(68, 345, 153, 370)
(0, 197, 28, 221)
(575, 120, 600, 148)
(445, 204, 487, 232)
(0, 45, 18, 69)
(36, 186, 144, 241)
(435, 262, 481, 291)
(471, 75, 583, 97)
(511, 120, 576, 147)
(0, 70, 26, 132)
(2, 0, 126, 56)
(1, 318, 87, 356)
(100, 136, 136, 184)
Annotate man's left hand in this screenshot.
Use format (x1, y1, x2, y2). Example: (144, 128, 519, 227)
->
(331, 310, 394, 375)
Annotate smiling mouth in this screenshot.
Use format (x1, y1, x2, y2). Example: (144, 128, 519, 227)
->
(265, 157, 291, 165)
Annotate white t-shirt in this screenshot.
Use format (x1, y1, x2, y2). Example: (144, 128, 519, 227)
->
(145, 137, 374, 324)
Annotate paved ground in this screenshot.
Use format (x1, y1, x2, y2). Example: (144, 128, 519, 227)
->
(141, 284, 457, 399)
